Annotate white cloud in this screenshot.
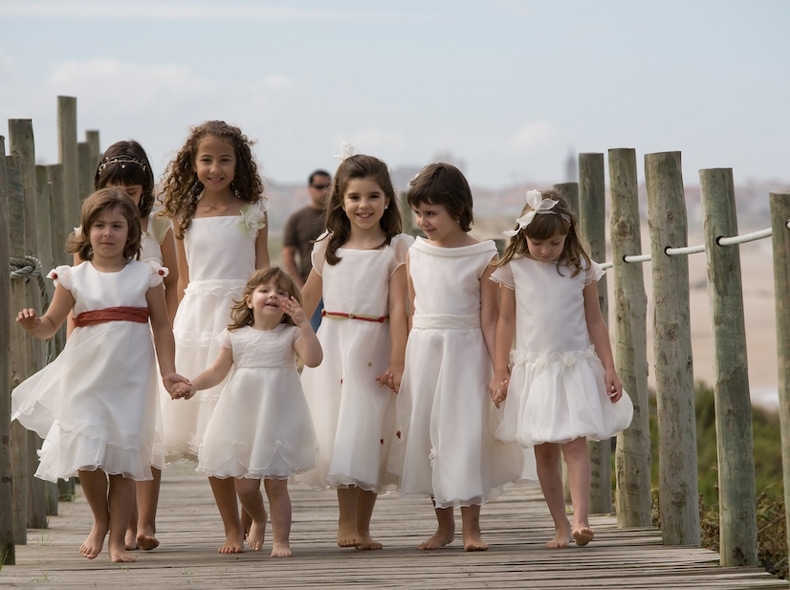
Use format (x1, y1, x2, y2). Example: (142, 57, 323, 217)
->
(508, 121, 554, 150)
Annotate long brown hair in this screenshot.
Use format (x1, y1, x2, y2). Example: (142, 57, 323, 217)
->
(322, 154, 402, 265)
(497, 191, 590, 277)
(159, 120, 264, 239)
(94, 140, 156, 218)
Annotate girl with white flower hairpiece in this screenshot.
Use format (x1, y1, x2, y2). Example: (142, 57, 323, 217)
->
(158, 120, 270, 554)
(489, 189, 633, 549)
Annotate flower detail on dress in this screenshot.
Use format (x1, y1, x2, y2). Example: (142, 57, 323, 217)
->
(238, 203, 267, 237)
(503, 189, 570, 236)
(562, 352, 576, 367)
(534, 355, 548, 372)
(334, 140, 356, 162)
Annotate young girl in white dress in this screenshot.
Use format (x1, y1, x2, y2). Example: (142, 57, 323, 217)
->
(490, 189, 633, 549)
(12, 188, 185, 563)
(393, 162, 526, 552)
(173, 267, 321, 557)
(158, 120, 270, 553)
(298, 149, 412, 550)
(92, 139, 179, 552)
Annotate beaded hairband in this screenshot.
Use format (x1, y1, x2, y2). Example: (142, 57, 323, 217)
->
(97, 156, 148, 174)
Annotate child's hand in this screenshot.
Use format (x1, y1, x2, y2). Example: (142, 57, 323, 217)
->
(282, 296, 308, 326)
(604, 367, 623, 403)
(490, 379, 509, 408)
(16, 308, 42, 332)
(164, 373, 193, 400)
(376, 368, 402, 393)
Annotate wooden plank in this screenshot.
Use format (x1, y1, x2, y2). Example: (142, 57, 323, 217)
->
(0, 470, 786, 589)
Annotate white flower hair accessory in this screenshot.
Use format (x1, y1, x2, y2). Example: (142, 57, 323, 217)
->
(503, 189, 570, 237)
(334, 141, 356, 162)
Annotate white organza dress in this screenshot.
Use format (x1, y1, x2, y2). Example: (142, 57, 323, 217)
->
(298, 232, 413, 492)
(393, 237, 527, 509)
(161, 202, 267, 462)
(197, 325, 318, 479)
(11, 260, 165, 481)
(491, 257, 633, 447)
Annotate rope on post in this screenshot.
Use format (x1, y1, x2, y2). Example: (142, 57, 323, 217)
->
(10, 255, 56, 362)
(599, 220, 789, 270)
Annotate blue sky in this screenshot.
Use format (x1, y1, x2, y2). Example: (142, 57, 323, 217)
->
(0, 0, 787, 189)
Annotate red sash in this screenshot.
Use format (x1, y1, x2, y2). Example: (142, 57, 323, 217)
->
(73, 306, 149, 327)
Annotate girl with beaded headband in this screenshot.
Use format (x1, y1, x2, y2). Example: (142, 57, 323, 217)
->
(391, 162, 526, 552)
(490, 189, 633, 549)
(159, 120, 270, 554)
(86, 140, 179, 552)
(172, 267, 321, 557)
(12, 188, 187, 563)
(296, 144, 412, 550)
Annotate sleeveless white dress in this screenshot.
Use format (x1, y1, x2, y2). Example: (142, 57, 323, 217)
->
(161, 201, 267, 462)
(297, 232, 413, 492)
(393, 237, 527, 509)
(197, 324, 318, 479)
(11, 260, 165, 481)
(491, 257, 633, 446)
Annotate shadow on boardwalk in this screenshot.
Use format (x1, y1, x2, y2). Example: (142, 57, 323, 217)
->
(1, 468, 787, 589)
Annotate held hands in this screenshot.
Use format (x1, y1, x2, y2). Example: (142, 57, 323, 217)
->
(163, 373, 194, 400)
(282, 296, 307, 326)
(377, 367, 402, 394)
(489, 371, 510, 408)
(17, 308, 42, 332)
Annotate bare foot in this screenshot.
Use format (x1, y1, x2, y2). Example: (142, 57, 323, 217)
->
(271, 541, 292, 558)
(355, 534, 383, 551)
(80, 524, 108, 559)
(247, 518, 267, 552)
(109, 541, 137, 563)
(337, 524, 360, 547)
(546, 530, 571, 548)
(218, 533, 245, 554)
(417, 530, 455, 550)
(572, 527, 595, 546)
(124, 529, 140, 551)
(136, 532, 160, 551)
(463, 532, 488, 552)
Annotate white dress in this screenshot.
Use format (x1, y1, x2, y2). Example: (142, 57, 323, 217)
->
(298, 232, 413, 492)
(491, 256, 634, 447)
(197, 325, 318, 479)
(393, 237, 526, 509)
(161, 201, 267, 462)
(11, 260, 165, 482)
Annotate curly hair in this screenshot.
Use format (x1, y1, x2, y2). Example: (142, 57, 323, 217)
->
(67, 187, 142, 262)
(228, 267, 302, 330)
(94, 140, 156, 218)
(322, 154, 402, 265)
(159, 120, 264, 239)
(407, 162, 474, 232)
(497, 191, 590, 277)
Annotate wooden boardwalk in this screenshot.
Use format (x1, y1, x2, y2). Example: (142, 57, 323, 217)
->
(1, 468, 787, 589)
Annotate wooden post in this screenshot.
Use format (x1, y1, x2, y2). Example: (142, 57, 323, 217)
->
(7, 155, 29, 544)
(578, 153, 612, 514)
(8, 120, 48, 530)
(699, 168, 757, 565)
(35, 165, 59, 516)
(78, 141, 93, 203)
(46, 164, 67, 267)
(0, 138, 16, 565)
(57, 96, 80, 233)
(608, 148, 652, 527)
(769, 190, 790, 566)
(553, 182, 579, 216)
(645, 151, 699, 545)
(86, 130, 101, 166)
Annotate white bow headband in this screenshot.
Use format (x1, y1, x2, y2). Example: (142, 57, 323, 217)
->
(503, 189, 570, 237)
(334, 141, 356, 162)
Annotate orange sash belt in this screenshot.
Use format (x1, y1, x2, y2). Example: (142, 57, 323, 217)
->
(73, 306, 149, 327)
(322, 310, 389, 323)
